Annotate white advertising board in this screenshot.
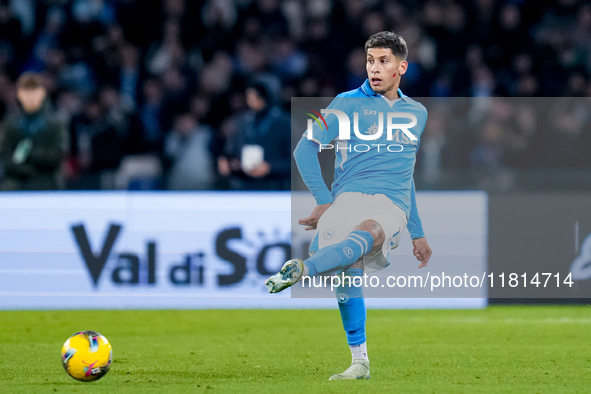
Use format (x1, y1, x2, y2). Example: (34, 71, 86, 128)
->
(0, 192, 486, 309)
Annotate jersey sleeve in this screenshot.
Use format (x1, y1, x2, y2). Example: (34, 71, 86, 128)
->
(415, 104, 429, 140)
(293, 137, 333, 205)
(407, 178, 425, 239)
(407, 104, 428, 238)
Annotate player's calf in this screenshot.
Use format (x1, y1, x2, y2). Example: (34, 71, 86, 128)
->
(304, 229, 375, 276)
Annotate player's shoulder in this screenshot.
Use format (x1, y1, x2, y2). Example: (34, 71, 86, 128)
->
(326, 87, 365, 110)
(336, 87, 366, 98)
(401, 95, 428, 116)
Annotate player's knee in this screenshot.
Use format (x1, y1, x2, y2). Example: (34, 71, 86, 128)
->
(356, 220, 385, 246)
(350, 259, 364, 269)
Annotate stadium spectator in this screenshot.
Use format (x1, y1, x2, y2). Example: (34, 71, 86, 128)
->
(268, 34, 308, 82)
(0, 1, 25, 70)
(199, 0, 239, 58)
(165, 112, 214, 190)
(536, 97, 591, 168)
(128, 78, 166, 155)
(470, 119, 507, 170)
(0, 70, 15, 119)
(345, 47, 367, 91)
(67, 93, 124, 189)
(0, 0, 589, 191)
(217, 80, 290, 191)
(28, 6, 66, 72)
(241, 0, 289, 38)
(0, 71, 65, 190)
(114, 43, 142, 108)
(145, 20, 185, 76)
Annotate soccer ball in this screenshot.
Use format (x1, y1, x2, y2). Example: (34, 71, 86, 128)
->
(61, 331, 112, 382)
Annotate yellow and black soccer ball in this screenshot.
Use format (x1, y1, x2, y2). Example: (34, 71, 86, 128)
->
(61, 331, 112, 382)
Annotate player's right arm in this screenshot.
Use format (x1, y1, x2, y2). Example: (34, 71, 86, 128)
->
(294, 138, 333, 204)
(293, 96, 345, 229)
(293, 138, 333, 230)
(297, 201, 332, 231)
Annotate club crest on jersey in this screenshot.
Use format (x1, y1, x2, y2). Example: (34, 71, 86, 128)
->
(365, 122, 380, 135)
(323, 229, 336, 240)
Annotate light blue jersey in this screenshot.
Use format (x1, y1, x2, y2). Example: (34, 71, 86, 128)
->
(295, 79, 428, 239)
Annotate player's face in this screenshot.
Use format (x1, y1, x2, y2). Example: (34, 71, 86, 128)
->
(366, 47, 407, 99)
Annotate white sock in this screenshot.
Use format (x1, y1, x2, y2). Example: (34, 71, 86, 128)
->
(302, 263, 309, 277)
(349, 342, 369, 361)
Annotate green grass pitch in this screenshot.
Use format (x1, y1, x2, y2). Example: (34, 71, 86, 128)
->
(1, 306, 590, 393)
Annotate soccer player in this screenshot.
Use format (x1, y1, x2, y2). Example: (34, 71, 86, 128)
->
(266, 31, 432, 380)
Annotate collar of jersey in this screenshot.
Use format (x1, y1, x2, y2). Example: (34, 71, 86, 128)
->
(361, 79, 407, 102)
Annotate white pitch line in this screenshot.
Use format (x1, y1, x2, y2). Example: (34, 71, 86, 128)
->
(0, 292, 288, 299)
(400, 317, 591, 324)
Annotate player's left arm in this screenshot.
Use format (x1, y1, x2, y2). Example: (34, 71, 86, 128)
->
(408, 179, 432, 268)
(412, 238, 431, 268)
(409, 105, 431, 268)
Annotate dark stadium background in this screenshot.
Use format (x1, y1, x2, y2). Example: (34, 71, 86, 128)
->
(0, 0, 590, 192)
(1, 1, 591, 391)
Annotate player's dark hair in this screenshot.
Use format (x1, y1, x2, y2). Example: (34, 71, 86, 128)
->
(365, 31, 408, 60)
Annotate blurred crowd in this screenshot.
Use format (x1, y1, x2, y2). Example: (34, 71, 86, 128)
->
(416, 96, 591, 191)
(0, 0, 589, 191)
